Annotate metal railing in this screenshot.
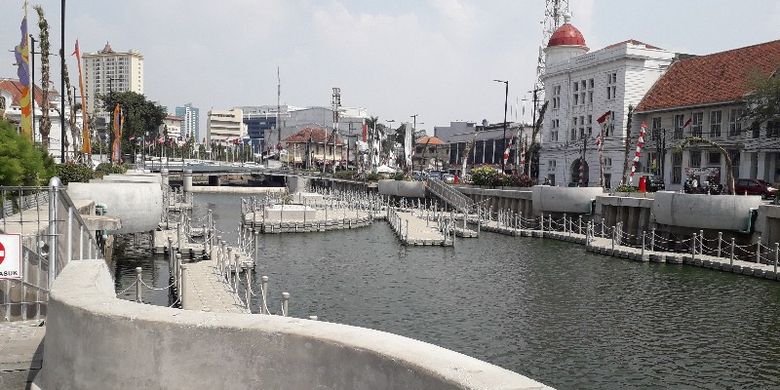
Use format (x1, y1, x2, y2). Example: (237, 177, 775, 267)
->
(0, 178, 104, 321)
(425, 178, 474, 214)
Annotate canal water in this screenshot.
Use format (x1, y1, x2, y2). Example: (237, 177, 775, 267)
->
(118, 193, 780, 389)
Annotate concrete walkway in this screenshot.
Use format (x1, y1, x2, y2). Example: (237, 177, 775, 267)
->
(479, 220, 780, 281)
(391, 211, 450, 246)
(0, 320, 44, 389)
(181, 259, 250, 314)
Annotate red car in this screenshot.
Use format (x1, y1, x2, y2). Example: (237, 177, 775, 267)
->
(735, 178, 777, 198)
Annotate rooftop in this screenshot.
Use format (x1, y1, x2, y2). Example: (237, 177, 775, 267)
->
(636, 39, 780, 112)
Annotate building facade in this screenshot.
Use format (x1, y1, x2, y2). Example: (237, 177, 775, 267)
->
(441, 121, 535, 173)
(206, 108, 245, 144)
(175, 103, 200, 142)
(538, 16, 674, 188)
(281, 127, 344, 167)
(82, 42, 144, 114)
(160, 115, 183, 140)
(635, 40, 780, 191)
(263, 106, 367, 154)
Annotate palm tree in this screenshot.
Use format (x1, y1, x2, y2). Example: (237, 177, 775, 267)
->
(33, 6, 51, 149)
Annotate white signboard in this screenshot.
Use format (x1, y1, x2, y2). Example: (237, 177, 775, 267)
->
(0, 233, 22, 280)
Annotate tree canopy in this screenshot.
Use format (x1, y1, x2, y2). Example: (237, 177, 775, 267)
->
(0, 118, 55, 186)
(99, 91, 167, 148)
(743, 70, 780, 126)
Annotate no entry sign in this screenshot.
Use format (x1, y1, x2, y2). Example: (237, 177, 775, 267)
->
(0, 234, 22, 280)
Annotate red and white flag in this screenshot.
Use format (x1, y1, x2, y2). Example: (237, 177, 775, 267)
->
(628, 121, 648, 185)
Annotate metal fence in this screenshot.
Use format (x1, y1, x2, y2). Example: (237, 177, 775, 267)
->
(0, 178, 103, 321)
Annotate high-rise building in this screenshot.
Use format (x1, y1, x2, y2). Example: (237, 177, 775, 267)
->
(82, 42, 144, 114)
(206, 108, 245, 145)
(175, 103, 200, 142)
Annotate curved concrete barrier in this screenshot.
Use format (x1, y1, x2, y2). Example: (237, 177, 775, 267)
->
(66, 182, 163, 234)
(532, 186, 604, 214)
(378, 180, 426, 198)
(39, 260, 551, 390)
(652, 191, 762, 231)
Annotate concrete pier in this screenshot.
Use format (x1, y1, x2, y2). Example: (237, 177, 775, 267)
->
(244, 208, 373, 234)
(180, 259, 249, 314)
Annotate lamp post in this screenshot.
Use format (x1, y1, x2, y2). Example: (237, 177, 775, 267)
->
(494, 79, 509, 172)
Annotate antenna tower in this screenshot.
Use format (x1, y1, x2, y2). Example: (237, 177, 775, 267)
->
(535, 0, 570, 89)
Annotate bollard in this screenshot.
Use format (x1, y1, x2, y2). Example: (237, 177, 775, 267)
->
(611, 228, 615, 251)
(235, 253, 242, 291)
(563, 213, 567, 233)
(167, 237, 174, 269)
(717, 232, 723, 258)
(775, 243, 779, 274)
(135, 267, 143, 303)
(180, 264, 188, 307)
(281, 292, 290, 316)
(644, 229, 652, 253)
(254, 231, 259, 261)
(601, 218, 605, 238)
(691, 233, 697, 261)
(261, 276, 269, 314)
(699, 230, 704, 255)
(641, 231, 646, 257)
(176, 253, 183, 295)
(202, 224, 208, 253)
(243, 266, 251, 310)
(756, 236, 762, 264)
(730, 237, 735, 265)
(578, 215, 582, 235)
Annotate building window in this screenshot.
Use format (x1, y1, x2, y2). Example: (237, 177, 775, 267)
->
(548, 160, 557, 171)
(689, 151, 701, 167)
(691, 112, 703, 137)
(606, 72, 617, 100)
(674, 114, 684, 139)
(588, 91, 593, 103)
(708, 152, 721, 165)
(710, 111, 722, 138)
(729, 108, 744, 137)
(768, 121, 780, 138)
(571, 117, 577, 141)
(573, 93, 579, 105)
(672, 152, 683, 184)
(551, 119, 559, 141)
(552, 85, 561, 109)
(604, 157, 613, 167)
(651, 117, 662, 139)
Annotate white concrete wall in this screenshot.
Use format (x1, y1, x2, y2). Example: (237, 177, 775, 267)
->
(66, 182, 162, 234)
(38, 260, 552, 390)
(532, 186, 604, 214)
(378, 180, 426, 198)
(652, 191, 761, 231)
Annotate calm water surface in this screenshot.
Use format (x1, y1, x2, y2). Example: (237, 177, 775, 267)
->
(118, 193, 780, 389)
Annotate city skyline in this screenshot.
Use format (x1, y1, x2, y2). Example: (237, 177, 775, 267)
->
(1, 0, 778, 131)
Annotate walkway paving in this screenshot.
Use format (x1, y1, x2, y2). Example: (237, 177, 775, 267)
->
(390, 211, 450, 246)
(181, 258, 249, 314)
(0, 320, 44, 389)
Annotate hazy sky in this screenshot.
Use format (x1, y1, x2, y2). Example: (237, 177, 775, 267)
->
(2, 0, 779, 132)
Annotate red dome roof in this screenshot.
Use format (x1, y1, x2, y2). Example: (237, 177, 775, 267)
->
(548, 23, 586, 47)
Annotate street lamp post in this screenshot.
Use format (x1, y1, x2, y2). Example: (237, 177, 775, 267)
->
(494, 79, 509, 172)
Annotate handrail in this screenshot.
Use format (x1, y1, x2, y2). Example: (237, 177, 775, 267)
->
(425, 178, 473, 213)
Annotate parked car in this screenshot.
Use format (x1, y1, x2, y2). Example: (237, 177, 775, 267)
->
(428, 171, 443, 180)
(735, 178, 778, 198)
(442, 173, 455, 184)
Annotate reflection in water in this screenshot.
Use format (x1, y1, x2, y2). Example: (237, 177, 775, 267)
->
(118, 193, 780, 389)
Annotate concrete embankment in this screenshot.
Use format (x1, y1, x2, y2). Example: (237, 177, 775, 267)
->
(37, 260, 552, 390)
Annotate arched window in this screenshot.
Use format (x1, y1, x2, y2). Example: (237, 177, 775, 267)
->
(0, 96, 5, 110)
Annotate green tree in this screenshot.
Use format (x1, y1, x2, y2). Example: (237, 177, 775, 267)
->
(743, 70, 780, 127)
(99, 91, 167, 158)
(0, 119, 53, 186)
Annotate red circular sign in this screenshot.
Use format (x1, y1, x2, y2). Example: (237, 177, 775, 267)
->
(0, 241, 5, 265)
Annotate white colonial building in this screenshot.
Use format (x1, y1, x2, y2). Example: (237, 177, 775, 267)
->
(206, 108, 245, 145)
(538, 16, 674, 188)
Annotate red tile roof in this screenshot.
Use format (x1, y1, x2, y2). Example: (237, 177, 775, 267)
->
(548, 23, 586, 47)
(0, 79, 45, 107)
(284, 127, 343, 145)
(416, 135, 444, 145)
(636, 40, 780, 112)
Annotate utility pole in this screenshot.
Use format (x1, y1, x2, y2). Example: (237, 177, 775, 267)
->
(494, 80, 509, 172)
(410, 114, 418, 173)
(331, 87, 341, 174)
(60, 0, 66, 162)
(29, 34, 36, 139)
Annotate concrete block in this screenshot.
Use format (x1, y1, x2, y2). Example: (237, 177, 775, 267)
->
(67, 181, 162, 234)
(532, 186, 604, 215)
(652, 192, 762, 231)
